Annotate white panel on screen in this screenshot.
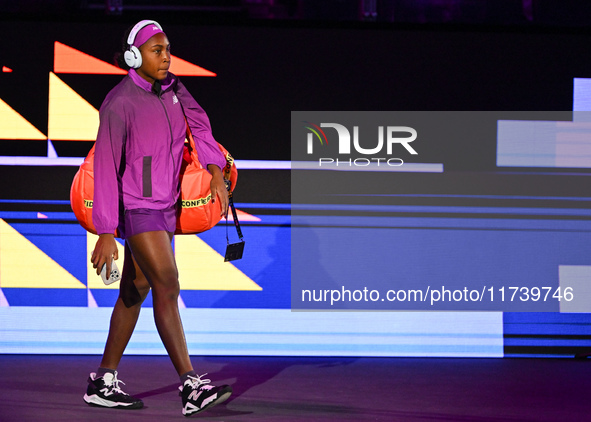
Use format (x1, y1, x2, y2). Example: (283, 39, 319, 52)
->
(573, 78, 591, 117)
(497, 121, 558, 167)
(0, 307, 503, 357)
(0, 289, 8, 307)
(559, 265, 591, 313)
(497, 120, 591, 168)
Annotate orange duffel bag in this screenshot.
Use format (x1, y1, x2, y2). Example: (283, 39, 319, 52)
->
(176, 129, 238, 234)
(70, 126, 237, 236)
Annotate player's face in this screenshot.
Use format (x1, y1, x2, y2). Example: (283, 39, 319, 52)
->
(137, 32, 171, 84)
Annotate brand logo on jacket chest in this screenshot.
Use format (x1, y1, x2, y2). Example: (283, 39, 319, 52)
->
(172, 95, 178, 105)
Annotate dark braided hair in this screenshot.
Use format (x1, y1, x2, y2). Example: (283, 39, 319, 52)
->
(113, 25, 134, 70)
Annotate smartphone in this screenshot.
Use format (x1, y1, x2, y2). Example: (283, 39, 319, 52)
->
(101, 259, 121, 285)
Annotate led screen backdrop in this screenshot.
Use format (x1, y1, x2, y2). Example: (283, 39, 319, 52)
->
(1, 19, 591, 357)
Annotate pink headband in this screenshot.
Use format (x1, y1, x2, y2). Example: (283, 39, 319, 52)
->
(133, 24, 165, 48)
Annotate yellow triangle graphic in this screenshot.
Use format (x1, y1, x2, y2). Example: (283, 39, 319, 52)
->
(0, 98, 47, 140)
(86, 232, 126, 289)
(175, 235, 261, 291)
(0, 219, 86, 288)
(48, 72, 99, 141)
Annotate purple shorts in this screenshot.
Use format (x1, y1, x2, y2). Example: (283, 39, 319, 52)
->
(118, 206, 177, 239)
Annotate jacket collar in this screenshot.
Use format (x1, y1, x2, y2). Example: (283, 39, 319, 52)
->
(128, 68, 175, 93)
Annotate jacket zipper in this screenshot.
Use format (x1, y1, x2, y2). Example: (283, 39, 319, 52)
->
(156, 91, 177, 205)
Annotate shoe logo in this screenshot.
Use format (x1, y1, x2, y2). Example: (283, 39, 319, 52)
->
(100, 387, 114, 397)
(187, 390, 203, 402)
(184, 402, 199, 414)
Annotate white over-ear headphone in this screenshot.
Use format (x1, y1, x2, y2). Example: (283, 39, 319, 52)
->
(123, 20, 163, 69)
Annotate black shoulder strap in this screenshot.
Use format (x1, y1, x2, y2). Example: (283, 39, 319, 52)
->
(226, 189, 243, 243)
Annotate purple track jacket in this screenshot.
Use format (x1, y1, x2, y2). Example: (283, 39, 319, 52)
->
(92, 69, 226, 235)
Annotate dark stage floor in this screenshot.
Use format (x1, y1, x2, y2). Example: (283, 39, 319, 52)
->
(0, 355, 589, 421)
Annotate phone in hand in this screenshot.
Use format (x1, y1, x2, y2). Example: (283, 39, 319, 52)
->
(101, 259, 121, 285)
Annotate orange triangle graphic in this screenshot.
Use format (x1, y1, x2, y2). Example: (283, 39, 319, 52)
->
(54, 41, 126, 75)
(226, 209, 261, 222)
(54, 41, 216, 77)
(169, 55, 216, 77)
(2, 66, 12, 73)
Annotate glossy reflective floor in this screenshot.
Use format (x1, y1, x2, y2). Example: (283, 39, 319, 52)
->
(0, 355, 589, 421)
